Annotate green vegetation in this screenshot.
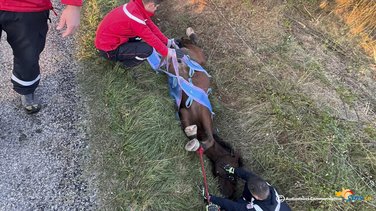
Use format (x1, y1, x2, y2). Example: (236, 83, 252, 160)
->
(79, 0, 376, 210)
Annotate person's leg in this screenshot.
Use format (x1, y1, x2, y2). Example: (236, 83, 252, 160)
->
(115, 42, 153, 67)
(2, 10, 49, 113)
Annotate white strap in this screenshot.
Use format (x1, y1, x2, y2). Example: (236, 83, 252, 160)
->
(274, 188, 281, 211)
(135, 56, 147, 61)
(11, 74, 40, 86)
(123, 4, 146, 25)
(253, 204, 263, 211)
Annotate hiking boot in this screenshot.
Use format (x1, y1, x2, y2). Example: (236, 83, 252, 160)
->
(21, 92, 41, 114)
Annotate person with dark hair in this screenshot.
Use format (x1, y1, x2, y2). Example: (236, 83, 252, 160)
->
(201, 165, 291, 211)
(0, 0, 82, 114)
(95, 0, 184, 68)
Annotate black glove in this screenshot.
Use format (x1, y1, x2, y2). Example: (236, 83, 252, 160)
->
(223, 164, 235, 174)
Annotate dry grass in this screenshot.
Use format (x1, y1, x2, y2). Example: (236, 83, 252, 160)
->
(78, 0, 376, 210)
(320, 0, 376, 62)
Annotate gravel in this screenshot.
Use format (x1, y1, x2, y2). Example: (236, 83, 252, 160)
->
(0, 2, 98, 210)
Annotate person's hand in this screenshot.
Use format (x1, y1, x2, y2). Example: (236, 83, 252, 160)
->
(57, 5, 81, 37)
(223, 164, 235, 174)
(168, 38, 182, 49)
(199, 185, 210, 201)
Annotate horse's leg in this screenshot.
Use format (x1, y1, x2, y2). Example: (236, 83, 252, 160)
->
(184, 125, 197, 139)
(200, 108, 215, 150)
(186, 27, 198, 45)
(179, 108, 196, 139)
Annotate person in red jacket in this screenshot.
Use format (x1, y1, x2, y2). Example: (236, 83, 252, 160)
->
(0, 0, 82, 114)
(95, 0, 184, 68)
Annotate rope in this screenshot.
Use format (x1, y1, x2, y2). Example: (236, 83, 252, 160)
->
(197, 146, 211, 204)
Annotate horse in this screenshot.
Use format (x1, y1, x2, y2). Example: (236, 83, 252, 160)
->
(167, 28, 243, 199)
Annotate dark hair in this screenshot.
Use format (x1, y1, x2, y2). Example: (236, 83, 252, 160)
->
(247, 176, 270, 200)
(143, 0, 163, 4)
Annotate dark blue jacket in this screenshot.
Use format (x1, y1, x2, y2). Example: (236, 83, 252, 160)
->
(210, 168, 291, 211)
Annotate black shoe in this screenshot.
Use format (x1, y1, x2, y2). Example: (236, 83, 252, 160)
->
(21, 93, 41, 114)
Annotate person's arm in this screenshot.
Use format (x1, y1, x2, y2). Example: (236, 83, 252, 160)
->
(210, 195, 253, 211)
(132, 21, 169, 57)
(234, 167, 259, 181)
(57, 0, 83, 37)
(61, 0, 82, 6)
(146, 18, 168, 45)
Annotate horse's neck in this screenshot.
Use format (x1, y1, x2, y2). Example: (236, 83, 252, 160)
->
(200, 134, 214, 149)
(184, 46, 206, 66)
(204, 141, 229, 162)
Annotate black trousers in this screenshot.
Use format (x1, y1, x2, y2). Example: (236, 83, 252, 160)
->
(0, 10, 49, 95)
(99, 39, 153, 68)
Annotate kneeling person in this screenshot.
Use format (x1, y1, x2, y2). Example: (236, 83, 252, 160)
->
(95, 0, 183, 68)
(203, 165, 291, 211)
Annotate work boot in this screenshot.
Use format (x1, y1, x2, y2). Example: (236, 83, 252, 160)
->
(21, 92, 41, 114)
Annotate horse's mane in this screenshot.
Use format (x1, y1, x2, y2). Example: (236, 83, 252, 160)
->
(213, 133, 234, 153)
(213, 133, 244, 167)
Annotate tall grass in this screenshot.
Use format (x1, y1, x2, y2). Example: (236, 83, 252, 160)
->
(321, 0, 376, 62)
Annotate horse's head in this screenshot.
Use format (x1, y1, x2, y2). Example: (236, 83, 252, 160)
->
(178, 28, 206, 66)
(205, 134, 243, 199)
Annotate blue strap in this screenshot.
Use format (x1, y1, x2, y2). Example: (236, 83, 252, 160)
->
(147, 48, 162, 72)
(168, 76, 182, 107)
(147, 48, 213, 114)
(183, 56, 211, 78)
(207, 88, 212, 95)
(179, 77, 213, 113)
(185, 78, 194, 108)
(185, 97, 193, 108)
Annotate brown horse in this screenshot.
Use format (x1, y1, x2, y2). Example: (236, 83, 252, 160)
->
(168, 28, 243, 199)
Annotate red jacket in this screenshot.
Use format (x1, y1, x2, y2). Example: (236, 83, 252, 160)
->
(95, 0, 169, 57)
(0, 0, 82, 12)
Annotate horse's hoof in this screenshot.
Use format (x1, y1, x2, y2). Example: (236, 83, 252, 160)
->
(184, 125, 197, 137)
(185, 138, 200, 151)
(186, 27, 195, 37)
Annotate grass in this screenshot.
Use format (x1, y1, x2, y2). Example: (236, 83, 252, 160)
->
(79, 60, 222, 210)
(78, 0, 376, 210)
(319, 0, 376, 62)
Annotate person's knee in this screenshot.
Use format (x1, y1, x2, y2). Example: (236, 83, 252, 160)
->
(144, 45, 153, 57)
(138, 43, 153, 59)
